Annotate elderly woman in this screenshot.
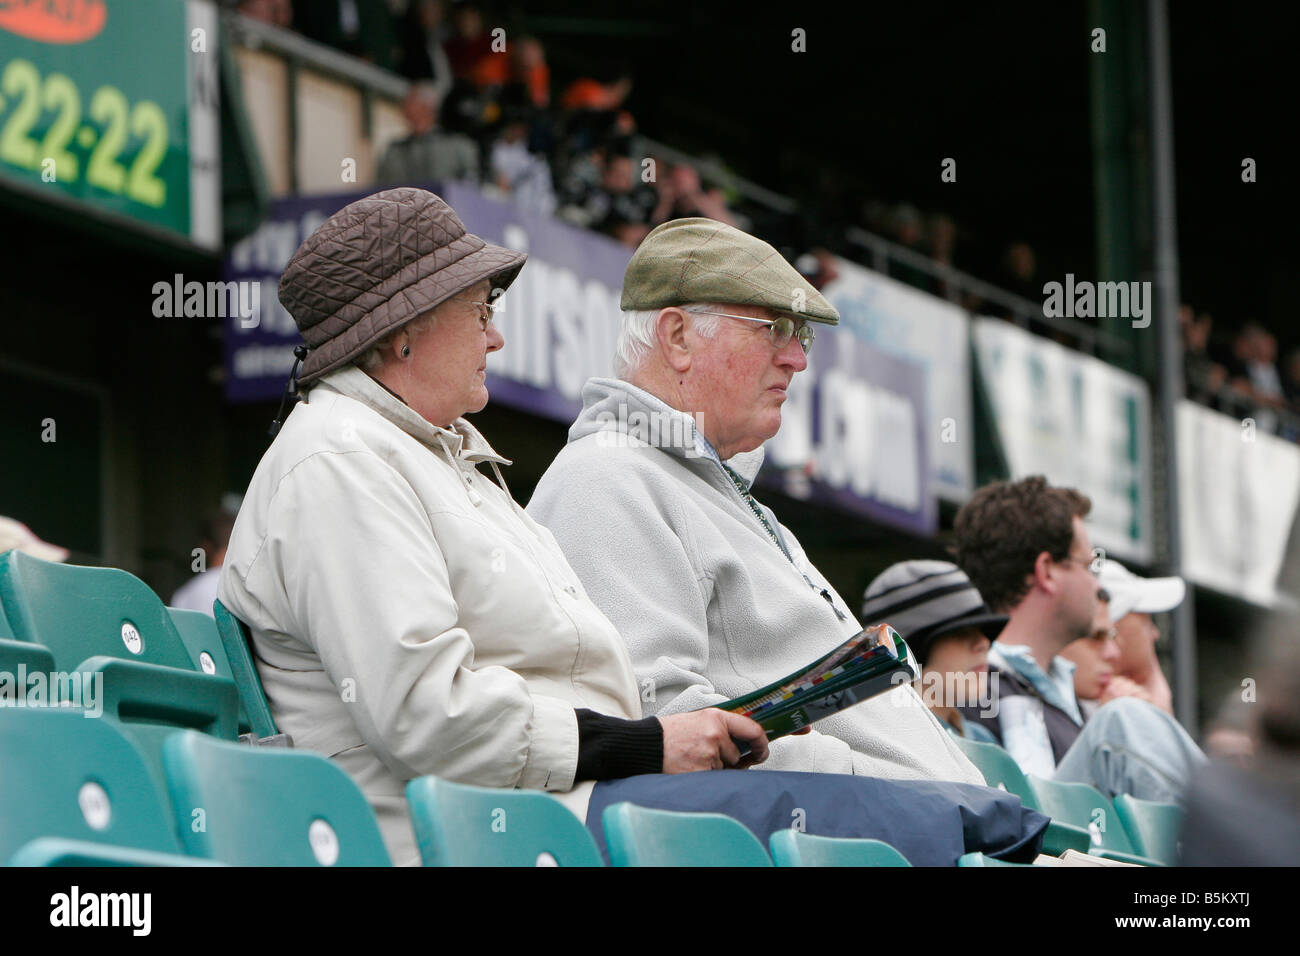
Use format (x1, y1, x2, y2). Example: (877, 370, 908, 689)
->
(217, 189, 767, 865)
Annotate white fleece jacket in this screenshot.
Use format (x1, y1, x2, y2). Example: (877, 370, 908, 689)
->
(527, 378, 982, 786)
(218, 367, 642, 865)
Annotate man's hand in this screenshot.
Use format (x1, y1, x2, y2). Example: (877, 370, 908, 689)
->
(1099, 675, 1158, 706)
(658, 709, 769, 773)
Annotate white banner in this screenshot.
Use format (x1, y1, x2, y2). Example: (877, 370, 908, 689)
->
(821, 258, 973, 501)
(972, 317, 1153, 564)
(1177, 400, 1300, 606)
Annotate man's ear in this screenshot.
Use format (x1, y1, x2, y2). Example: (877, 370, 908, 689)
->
(656, 307, 692, 373)
(1032, 551, 1058, 596)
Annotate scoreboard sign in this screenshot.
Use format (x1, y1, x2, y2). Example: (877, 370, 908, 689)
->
(0, 0, 220, 250)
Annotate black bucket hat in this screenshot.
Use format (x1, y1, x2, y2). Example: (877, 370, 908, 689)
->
(862, 560, 1007, 666)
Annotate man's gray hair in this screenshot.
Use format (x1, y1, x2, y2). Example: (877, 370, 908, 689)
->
(614, 303, 726, 379)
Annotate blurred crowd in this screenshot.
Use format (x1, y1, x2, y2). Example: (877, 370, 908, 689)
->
(1180, 307, 1300, 438)
(232, 0, 1296, 440)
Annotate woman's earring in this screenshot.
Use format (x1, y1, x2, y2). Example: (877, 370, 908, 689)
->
(400, 344, 411, 358)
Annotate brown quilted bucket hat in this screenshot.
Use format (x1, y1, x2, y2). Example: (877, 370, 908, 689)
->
(280, 188, 527, 386)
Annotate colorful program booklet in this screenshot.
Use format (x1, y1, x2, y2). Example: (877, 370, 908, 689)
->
(713, 623, 916, 748)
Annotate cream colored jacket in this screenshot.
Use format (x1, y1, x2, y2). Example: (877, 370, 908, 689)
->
(217, 367, 642, 865)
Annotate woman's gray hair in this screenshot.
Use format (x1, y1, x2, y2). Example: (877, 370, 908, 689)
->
(354, 309, 439, 373)
(614, 303, 725, 379)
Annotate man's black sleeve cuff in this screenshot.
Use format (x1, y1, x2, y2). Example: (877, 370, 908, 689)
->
(574, 709, 664, 781)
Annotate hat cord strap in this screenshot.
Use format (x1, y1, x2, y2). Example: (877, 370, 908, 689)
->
(268, 345, 310, 439)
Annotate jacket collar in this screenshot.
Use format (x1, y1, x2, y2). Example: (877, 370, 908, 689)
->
(569, 377, 766, 487)
(989, 643, 1082, 725)
(315, 366, 511, 467)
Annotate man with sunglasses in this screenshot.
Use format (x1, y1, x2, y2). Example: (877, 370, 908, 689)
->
(953, 476, 1203, 802)
(528, 217, 983, 785)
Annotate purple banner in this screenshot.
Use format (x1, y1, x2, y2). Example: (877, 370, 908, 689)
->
(765, 333, 934, 535)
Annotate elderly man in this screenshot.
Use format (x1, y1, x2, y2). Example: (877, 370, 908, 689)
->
(527, 218, 982, 785)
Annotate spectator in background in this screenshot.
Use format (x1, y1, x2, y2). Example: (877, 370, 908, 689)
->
(1059, 592, 1121, 721)
(293, 0, 398, 71)
(508, 36, 550, 108)
(999, 240, 1039, 311)
(1181, 592, 1300, 865)
(560, 71, 635, 154)
(794, 248, 840, 292)
(237, 0, 292, 27)
(1283, 347, 1300, 408)
(443, 3, 505, 86)
(862, 560, 1006, 745)
(376, 82, 480, 186)
(171, 508, 237, 616)
(489, 105, 556, 216)
(1096, 560, 1181, 716)
(397, 0, 454, 103)
(651, 164, 735, 226)
(953, 476, 1205, 801)
(888, 204, 930, 291)
(1180, 305, 1227, 406)
(928, 213, 960, 301)
(1223, 323, 1289, 428)
(1202, 690, 1256, 768)
(0, 516, 69, 563)
(587, 147, 658, 244)
(555, 148, 606, 227)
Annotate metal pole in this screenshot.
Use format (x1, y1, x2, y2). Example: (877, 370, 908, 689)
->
(1147, 0, 1198, 734)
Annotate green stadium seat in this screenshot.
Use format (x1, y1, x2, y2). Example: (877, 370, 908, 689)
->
(1113, 793, 1184, 866)
(405, 777, 603, 866)
(769, 829, 911, 866)
(951, 735, 1091, 856)
(950, 734, 1039, 805)
(162, 730, 391, 866)
(602, 803, 772, 867)
(0, 708, 206, 866)
(957, 852, 1040, 867)
(0, 600, 13, 639)
(167, 606, 254, 736)
(1027, 776, 1162, 866)
(0, 551, 242, 790)
(0, 638, 54, 674)
(213, 598, 280, 741)
(10, 837, 220, 867)
(0, 550, 196, 672)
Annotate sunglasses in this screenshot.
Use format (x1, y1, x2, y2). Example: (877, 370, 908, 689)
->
(691, 310, 816, 354)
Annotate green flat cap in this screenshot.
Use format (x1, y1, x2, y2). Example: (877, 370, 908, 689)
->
(620, 217, 839, 325)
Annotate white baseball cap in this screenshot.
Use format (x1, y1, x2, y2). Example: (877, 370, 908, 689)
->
(1098, 559, 1185, 620)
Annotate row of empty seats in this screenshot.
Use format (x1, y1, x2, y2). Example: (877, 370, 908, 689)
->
(0, 549, 1183, 866)
(2, 705, 921, 867)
